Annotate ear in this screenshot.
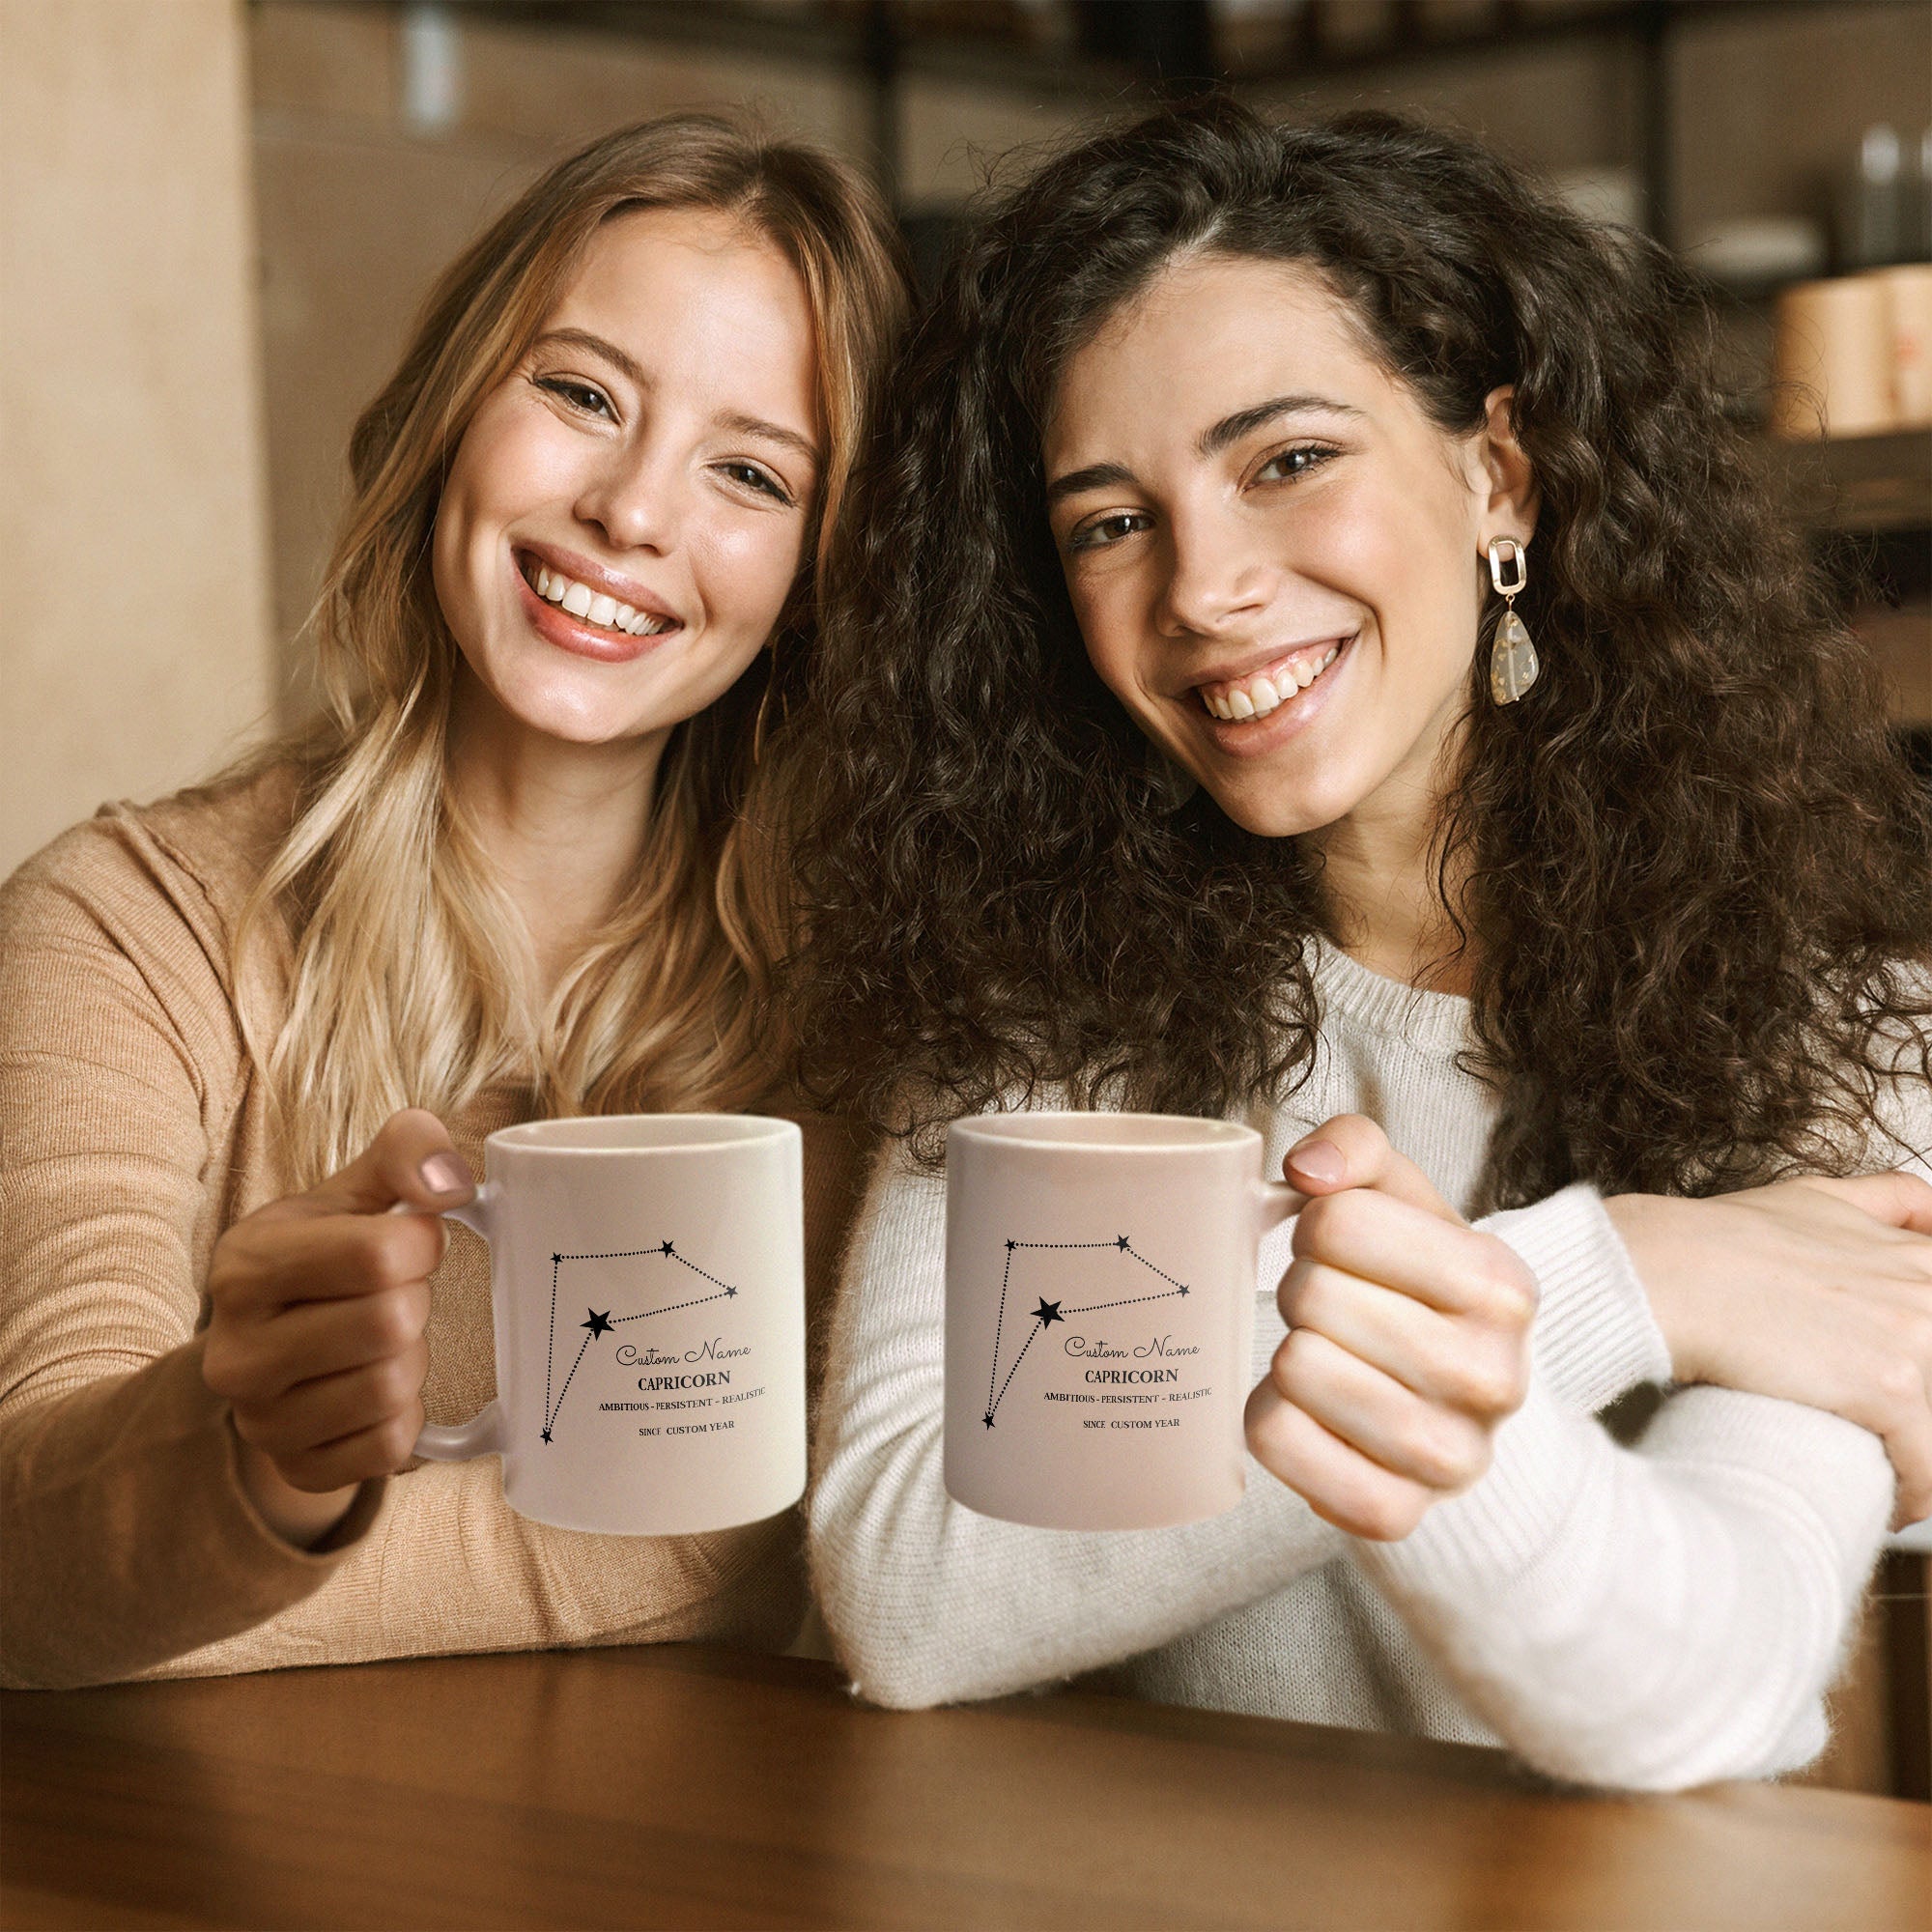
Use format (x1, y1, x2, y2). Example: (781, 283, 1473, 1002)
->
(1474, 385, 1538, 551)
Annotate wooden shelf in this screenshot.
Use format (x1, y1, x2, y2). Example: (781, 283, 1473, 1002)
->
(1776, 428, 1932, 534)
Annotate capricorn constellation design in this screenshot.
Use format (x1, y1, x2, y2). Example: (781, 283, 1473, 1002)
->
(980, 1236, 1189, 1429)
(541, 1241, 737, 1442)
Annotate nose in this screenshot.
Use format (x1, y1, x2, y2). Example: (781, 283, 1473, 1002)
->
(1156, 500, 1273, 639)
(574, 440, 684, 556)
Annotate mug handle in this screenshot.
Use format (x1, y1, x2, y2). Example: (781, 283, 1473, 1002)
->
(1249, 1177, 1304, 1239)
(388, 1187, 507, 1461)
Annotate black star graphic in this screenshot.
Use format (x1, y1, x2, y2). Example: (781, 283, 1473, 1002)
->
(661, 1240, 675, 1256)
(1116, 1236, 1131, 1250)
(1034, 1298, 1064, 1326)
(582, 1309, 614, 1339)
(540, 1428, 553, 1443)
(1179, 1286, 1189, 1296)
(725, 1286, 738, 1297)
(1006, 1238, 1016, 1251)
(983, 1412, 996, 1429)
(552, 1253, 562, 1264)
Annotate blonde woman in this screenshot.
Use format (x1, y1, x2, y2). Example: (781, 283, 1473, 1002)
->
(0, 116, 907, 1689)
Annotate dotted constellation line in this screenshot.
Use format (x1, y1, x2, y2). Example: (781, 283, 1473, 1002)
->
(542, 1243, 741, 1441)
(980, 1237, 1188, 1428)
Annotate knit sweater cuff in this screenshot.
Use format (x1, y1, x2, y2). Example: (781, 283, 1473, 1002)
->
(1483, 1184, 1671, 1415)
(1367, 1377, 1593, 1594)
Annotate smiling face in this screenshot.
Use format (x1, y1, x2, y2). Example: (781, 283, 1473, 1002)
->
(1043, 252, 1532, 843)
(432, 204, 820, 753)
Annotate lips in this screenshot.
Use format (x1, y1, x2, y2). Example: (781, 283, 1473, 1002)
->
(511, 553, 677, 666)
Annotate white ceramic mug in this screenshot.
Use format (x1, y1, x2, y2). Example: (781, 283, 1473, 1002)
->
(944, 1114, 1299, 1531)
(412, 1114, 806, 1536)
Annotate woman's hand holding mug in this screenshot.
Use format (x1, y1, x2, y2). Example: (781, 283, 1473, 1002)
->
(1244, 1116, 1539, 1542)
(202, 1108, 475, 1548)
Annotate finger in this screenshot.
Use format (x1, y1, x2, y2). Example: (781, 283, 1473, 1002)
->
(1280, 1258, 1529, 1415)
(213, 1207, 447, 1316)
(270, 1405, 426, 1493)
(231, 1340, 430, 1461)
(205, 1283, 432, 1404)
(1291, 1188, 1539, 1322)
(1802, 1171, 1932, 1238)
(1244, 1379, 1435, 1541)
(298, 1109, 474, 1219)
(1283, 1116, 1462, 1225)
(1266, 1326, 1494, 1493)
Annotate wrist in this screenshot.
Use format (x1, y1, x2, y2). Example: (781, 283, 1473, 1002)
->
(232, 1431, 359, 1550)
(1602, 1192, 1708, 1384)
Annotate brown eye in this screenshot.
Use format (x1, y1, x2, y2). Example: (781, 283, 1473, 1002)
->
(720, 461, 792, 506)
(536, 376, 613, 419)
(1256, 445, 1334, 484)
(1068, 510, 1151, 554)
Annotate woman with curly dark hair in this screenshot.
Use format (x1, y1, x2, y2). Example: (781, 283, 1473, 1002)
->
(788, 99, 1932, 1788)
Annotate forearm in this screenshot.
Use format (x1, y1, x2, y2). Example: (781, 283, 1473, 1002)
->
(0, 1341, 383, 1689)
(1354, 1379, 1891, 1790)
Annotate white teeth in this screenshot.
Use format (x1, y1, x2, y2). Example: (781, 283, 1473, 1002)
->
(1199, 639, 1347, 721)
(528, 559, 673, 636)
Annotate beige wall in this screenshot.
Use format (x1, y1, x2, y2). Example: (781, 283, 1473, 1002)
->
(0, 0, 273, 876)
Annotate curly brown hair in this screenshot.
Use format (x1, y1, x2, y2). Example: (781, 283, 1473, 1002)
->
(781, 99, 1932, 1207)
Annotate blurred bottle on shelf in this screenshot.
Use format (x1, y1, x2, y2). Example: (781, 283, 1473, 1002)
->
(1844, 125, 1905, 270)
(1837, 123, 1932, 273)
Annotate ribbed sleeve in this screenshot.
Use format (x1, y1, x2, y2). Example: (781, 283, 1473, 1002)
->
(1483, 1184, 1673, 1414)
(1358, 1381, 1891, 1789)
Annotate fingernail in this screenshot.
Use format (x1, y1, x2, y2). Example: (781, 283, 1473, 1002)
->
(1288, 1139, 1346, 1186)
(419, 1152, 471, 1197)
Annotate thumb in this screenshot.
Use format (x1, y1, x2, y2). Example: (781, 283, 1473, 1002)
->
(299, 1108, 474, 1218)
(1284, 1114, 1463, 1226)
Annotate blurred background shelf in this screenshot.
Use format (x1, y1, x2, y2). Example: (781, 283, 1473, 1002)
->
(1776, 429, 1932, 737)
(1783, 426, 1932, 534)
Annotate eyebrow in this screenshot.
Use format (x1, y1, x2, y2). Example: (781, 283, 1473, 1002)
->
(1044, 461, 1136, 508)
(531, 327, 821, 468)
(1196, 392, 1364, 459)
(1045, 392, 1363, 508)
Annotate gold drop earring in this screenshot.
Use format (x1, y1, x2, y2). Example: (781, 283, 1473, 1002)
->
(1487, 536, 1539, 704)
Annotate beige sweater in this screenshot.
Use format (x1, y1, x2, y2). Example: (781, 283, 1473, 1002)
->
(0, 768, 871, 1690)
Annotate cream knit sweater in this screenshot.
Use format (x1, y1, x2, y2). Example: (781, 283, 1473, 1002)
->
(810, 943, 1917, 1791)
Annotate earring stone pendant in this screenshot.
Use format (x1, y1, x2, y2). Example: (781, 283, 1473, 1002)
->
(1491, 609, 1540, 704)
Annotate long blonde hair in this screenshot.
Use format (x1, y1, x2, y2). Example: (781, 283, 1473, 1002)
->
(239, 115, 908, 1185)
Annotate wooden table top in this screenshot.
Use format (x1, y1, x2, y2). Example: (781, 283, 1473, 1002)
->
(3, 1644, 1927, 1931)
